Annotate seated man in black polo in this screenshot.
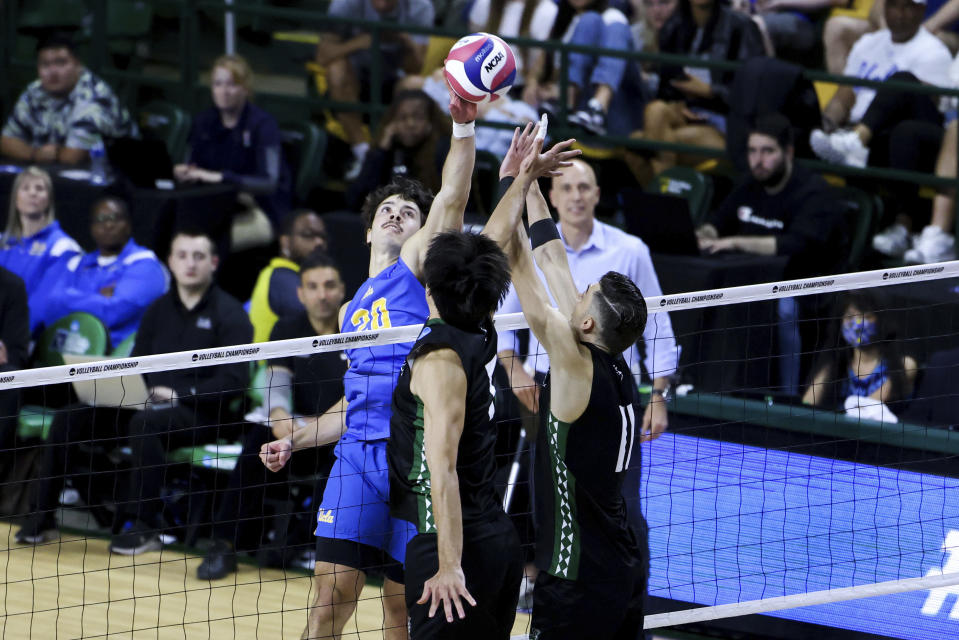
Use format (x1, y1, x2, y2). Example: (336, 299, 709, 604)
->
(110, 229, 253, 554)
(697, 113, 847, 395)
(16, 229, 252, 549)
(198, 250, 348, 580)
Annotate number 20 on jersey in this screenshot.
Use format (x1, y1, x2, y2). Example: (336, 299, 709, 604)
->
(351, 297, 392, 331)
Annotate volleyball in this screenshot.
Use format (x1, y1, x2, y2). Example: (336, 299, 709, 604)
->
(444, 32, 517, 104)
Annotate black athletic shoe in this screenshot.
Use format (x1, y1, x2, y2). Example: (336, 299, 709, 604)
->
(109, 521, 162, 556)
(15, 514, 58, 544)
(197, 540, 237, 580)
(569, 99, 607, 136)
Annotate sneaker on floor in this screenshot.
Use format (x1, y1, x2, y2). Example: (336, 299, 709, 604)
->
(904, 225, 957, 264)
(872, 223, 912, 257)
(197, 539, 237, 580)
(809, 129, 869, 168)
(517, 575, 535, 612)
(568, 99, 607, 136)
(109, 521, 162, 556)
(15, 514, 58, 544)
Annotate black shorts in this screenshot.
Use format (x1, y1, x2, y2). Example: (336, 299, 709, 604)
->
(404, 514, 523, 640)
(530, 566, 645, 640)
(314, 536, 405, 584)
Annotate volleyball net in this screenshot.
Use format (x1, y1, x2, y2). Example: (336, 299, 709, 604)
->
(2, 261, 959, 639)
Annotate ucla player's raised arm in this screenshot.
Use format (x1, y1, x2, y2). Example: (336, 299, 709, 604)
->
(337, 300, 349, 333)
(401, 87, 477, 278)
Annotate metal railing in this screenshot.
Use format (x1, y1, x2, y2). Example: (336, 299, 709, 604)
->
(4, 0, 959, 195)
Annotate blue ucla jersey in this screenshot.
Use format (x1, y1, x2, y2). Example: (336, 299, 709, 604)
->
(341, 258, 428, 443)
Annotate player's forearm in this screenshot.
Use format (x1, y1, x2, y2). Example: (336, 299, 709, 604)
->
(528, 185, 578, 315)
(430, 468, 465, 569)
(509, 225, 551, 340)
(484, 173, 533, 246)
(291, 396, 347, 450)
(432, 133, 475, 219)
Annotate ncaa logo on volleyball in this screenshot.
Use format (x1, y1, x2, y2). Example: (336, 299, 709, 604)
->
(445, 32, 517, 104)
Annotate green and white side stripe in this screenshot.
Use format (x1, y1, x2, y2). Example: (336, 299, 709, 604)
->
(546, 413, 580, 580)
(409, 399, 435, 534)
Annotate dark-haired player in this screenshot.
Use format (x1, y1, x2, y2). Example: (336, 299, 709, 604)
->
(260, 88, 477, 640)
(507, 177, 649, 639)
(388, 128, 578, 639)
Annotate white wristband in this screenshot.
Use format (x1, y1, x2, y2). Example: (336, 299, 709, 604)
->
(452, 121, 475, 138)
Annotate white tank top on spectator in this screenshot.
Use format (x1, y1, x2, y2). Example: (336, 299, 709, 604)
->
(843, 26, 952, 123)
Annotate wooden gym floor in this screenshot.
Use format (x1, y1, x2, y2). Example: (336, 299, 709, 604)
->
(0, 522, 532, 639)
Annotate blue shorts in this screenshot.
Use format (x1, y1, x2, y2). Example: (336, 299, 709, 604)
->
(315, 439, 416, 567)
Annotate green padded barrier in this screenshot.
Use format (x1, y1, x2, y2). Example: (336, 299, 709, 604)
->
(279, 120, 327, 203)
(32, 312, 109, 368)
(664, 392, 959, 456)
(111, 331, 137, 358)
(646, 167, 715, 226)
(139, 101, 192, 163)
(17, 405, 56, 441)
(167, 442, 242, 471)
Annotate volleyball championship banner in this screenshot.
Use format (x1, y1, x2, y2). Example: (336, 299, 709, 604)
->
(3, 260, 958, 391)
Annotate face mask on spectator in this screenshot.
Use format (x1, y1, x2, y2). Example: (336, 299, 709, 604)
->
(842, 317, 878, 347)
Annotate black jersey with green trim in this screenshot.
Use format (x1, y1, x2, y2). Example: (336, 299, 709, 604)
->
(388, 317, 501, 535)
(533, 342, 642, 582)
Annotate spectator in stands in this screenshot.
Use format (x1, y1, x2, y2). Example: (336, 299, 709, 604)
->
(751, 0, 848, 62)
(628, 0, 679, 94)
(823, 0, 882, 75)
(810, 0, 952, 257)
(316, 0, 436, 178)
(249, 210, 329, 343)
(640, 0, 765, 175)
(0, 167, 81, 326)
(903, 346, 959, 427)
(0, 32, 136, 165)
(803, 290, 917, 419)
(904, 120, 958, 263)
(345, 90, 450, 209)
(469, 0, 559, 95)
(0, 267, 29, 453)
(15, 229, 251, 549)
(31, 196, 167, 348)
(198, 250, 347, 580)
(110, 230, 252, 554)
(175, 54, 292, 249)
(435, 0, 472, 29)
(697, 114, 847, 394)
(524, 0, 646, 137)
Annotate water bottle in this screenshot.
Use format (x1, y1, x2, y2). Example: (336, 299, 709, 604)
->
(89, 140, 109, 185)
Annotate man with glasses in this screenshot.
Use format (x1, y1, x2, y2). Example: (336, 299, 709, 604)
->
(31, 195, 167, 347)
(249, 209, 329, 343)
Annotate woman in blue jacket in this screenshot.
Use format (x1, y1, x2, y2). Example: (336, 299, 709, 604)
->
(0, 166, 81, 326)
